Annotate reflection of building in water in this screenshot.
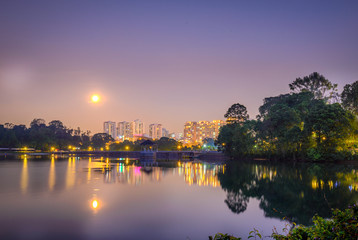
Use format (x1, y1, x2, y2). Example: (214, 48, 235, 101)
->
(102, 162, 165, 185)
(178, 162, 223, 187)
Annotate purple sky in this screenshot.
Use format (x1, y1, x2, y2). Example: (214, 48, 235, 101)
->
(0, 1, 357, 134)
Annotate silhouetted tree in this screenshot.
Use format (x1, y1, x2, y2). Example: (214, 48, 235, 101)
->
(341, 80, 358, 115)
(289, 72, 338, 102)
(224, 103, 249, 124)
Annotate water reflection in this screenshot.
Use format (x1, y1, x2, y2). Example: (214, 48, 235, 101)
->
(66, 157, 76, 189)
(9, 155, 358, 227)
(20, 154, 28, 194)
(178, 162, 223, 187)
(48, 155, 55, 191)
(219, 161, 358, 225)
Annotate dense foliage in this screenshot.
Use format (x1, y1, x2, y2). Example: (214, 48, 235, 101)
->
(0, 119, 94, 151)
(217, 73, 358, 161)
(210, 204, 358, 240)
(273, 204, 358, 239)
(109, 137, 184, 151)
(341, 80, 358, 115)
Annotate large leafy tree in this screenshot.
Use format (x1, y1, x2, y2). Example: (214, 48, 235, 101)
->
(224, 103, 249, 124)
(257, 92, 314, 159)
(91, 133, 114, 149)
(289, 72, 338, 102)
(305, 101, 354, 155)
(341, 80, 358, 115)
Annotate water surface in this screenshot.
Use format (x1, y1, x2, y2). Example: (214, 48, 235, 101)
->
(0, 154, 357, 240)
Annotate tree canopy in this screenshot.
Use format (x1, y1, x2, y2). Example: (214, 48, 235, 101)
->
(341, 80, 358, 115)
(224, 103, 249, 124)
(218, 73, 358, 161)
(289, 72, 339, 102)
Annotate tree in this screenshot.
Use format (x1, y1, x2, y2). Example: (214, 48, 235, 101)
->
(91, 133, 114, 149)
(224, 103, 249, 124)
(30, 118, 46, 128)
(341, 80, 358, 115)
(156, 137, 178, 151)
(48, 120, 64, 130)
(305, 102, 354, 156)
(289, 72, 338, 102)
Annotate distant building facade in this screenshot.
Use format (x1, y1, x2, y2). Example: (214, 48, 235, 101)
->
(103, 121, 116, 139)
(131, 119, 144, 137)
(117, 121, 131, 140)
(149, 124, 162, 140)
(105, 119, 172, 141)
(162, 128, 169, 138)
(183, 120, 225, 145)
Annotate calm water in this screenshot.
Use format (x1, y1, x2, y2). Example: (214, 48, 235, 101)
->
(0, 154, 357, 240)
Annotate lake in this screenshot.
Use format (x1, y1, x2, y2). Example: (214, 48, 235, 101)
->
(0, 154, 357, 240)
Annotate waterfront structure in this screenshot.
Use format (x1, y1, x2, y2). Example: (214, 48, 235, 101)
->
(149, 124, 162, 140)
(183, 120, 225, 145)
(103, 121, 116, 139)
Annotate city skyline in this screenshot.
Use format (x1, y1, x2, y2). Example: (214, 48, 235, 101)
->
(103, 118, 225, 144)
(1, 1, 358, 134)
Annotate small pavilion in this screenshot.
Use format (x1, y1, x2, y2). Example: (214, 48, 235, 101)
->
(140, 140, 158, 152)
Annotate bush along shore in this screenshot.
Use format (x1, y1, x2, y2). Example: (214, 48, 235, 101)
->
(216, 73, 358, 161)
(209, 204, 358, 239)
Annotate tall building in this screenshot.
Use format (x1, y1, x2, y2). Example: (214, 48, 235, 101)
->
(149, 124, 162, 140)
(131, 119, 144, 137)
(183, 120, 225, 145)
(117, 121, 131, 140)
(184, 121, 197, 145)
(103, 121, 116, 139)
(162, 128, 169, 138)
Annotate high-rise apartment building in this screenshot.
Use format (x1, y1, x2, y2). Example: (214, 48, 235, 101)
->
(162, 128, 169, 138)
(149, 124, 162, 140)
(184, 121, 197, 144)
(131, 119, 144, 136)
(117, 121, 131, 140)
(183, 120, 225, 145)
(103, 121, 116, 139)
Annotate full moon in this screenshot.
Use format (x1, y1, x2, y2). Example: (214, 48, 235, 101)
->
(91, 94, 100, 103)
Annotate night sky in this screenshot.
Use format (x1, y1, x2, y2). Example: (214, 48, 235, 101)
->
(1, 0, 357, 134)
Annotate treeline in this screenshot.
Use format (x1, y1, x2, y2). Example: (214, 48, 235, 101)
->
(217, 72, 358, 161)
(0, 119, 95, 151)
(0, 118, 187, 151)
(109, 138, 185, 151)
